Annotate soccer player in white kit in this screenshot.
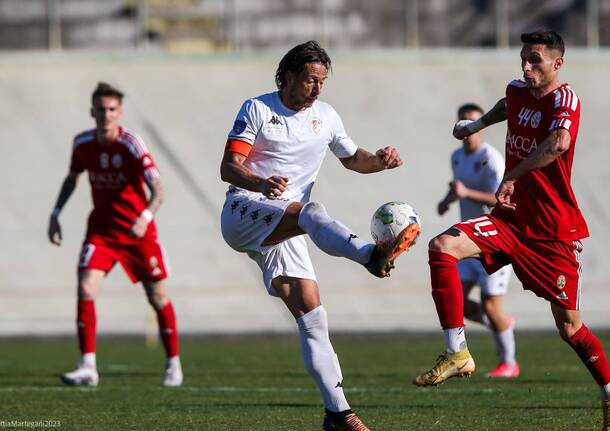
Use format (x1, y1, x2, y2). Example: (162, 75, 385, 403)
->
(437, 103, 519, 378)
(220, 41, 419, 431)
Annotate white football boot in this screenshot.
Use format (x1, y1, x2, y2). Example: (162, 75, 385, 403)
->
(163, 356, 183, 387)
(60, 364, 99, 387)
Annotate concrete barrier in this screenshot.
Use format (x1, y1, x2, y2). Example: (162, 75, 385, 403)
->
(1, 49, 608, 334)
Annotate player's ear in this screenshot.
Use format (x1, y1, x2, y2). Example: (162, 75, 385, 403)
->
(553, 56, 564, 71)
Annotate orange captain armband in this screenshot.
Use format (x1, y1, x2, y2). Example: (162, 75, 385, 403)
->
(225, 139, 252, 157)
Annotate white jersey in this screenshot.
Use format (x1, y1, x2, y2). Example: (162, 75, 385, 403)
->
(227, 91, 357, 202)
(451, 142, 504, 221)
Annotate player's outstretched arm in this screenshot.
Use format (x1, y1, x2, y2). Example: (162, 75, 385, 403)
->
(340, 147, 403, 173)
(220, 151, 288, 199)
(131, 177, 165, 239)
(48, 172, 79, 246)
(453, 98, 507, 139)
(496, 128, 571, 211)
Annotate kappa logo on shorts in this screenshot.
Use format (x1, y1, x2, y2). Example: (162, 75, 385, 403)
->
(240, 205, 249, 220)
(231, 200, 241, 214)
(250, 209, 260, 223)
(557, 275, 566, 289)
(263, 214, 274, 225)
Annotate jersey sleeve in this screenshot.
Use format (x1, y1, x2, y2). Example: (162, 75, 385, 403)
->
(121, 130, 160, 184)
(327, 106, 357, 158)
(227, 99, 262, 146)
(69, 140, 85, 174)
(549, 86, 579, 136)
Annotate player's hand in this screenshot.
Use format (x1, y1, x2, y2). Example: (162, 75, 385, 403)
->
(496, 179, 517, 211)
(453, 120, 476, 140)
(130, 216, 149, 239)
(451, 180, 469, 199)
(376, 147, 403, 169)
(437, 200, 450, 216)
(261, 176, 288, 199)
(48, 215, 62, 246)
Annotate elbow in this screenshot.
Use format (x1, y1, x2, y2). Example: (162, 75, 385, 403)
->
(220, 165, 230, 183)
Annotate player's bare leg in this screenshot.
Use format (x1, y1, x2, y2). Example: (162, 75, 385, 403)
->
(273, 276, 370, 431)
(143, 280, 182, 387)
(413, 229, 480, 386)
(61, 269, 104, 386)
(264, 201, 417, 279)
(551, 304, 610, 430)
(482, 294, 519, 378)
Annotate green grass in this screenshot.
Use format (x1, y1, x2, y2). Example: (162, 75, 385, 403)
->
(0, 332, 607, 430)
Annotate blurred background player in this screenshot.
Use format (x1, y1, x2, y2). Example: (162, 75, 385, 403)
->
(47, 82, 182, 387)
(414, 30, 610, 429)
(437, 102, 519, 378)
(220, 40, 418, 431)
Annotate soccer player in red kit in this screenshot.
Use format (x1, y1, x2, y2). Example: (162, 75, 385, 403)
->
(413, 30, 610, 429)
(48, 82, 183, 387)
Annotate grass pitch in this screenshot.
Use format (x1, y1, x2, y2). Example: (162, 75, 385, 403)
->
(0, 332, 607, 430)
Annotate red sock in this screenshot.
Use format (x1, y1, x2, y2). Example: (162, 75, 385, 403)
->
(429, 250, 464, 329)
(566, 324, 610, 386)
(156, 302, 179, 358)
(77, 299, 96, 354)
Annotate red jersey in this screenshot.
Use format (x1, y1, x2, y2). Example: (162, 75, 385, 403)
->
(493, 79, 589, 240)
(70, 127, 161, 244)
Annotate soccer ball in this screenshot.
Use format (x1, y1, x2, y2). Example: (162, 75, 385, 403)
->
(370, 201, 421, 244)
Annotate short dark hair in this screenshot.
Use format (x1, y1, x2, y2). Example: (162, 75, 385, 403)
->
(521, 30, 565, 56)
(457, 103, 484, 119)
(274, 40, 332, 90)
(91, 82, 124, 104)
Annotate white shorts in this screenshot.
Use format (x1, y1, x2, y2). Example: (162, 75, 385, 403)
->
(458, 258, 512, 296)
(221, 188, 317, 296)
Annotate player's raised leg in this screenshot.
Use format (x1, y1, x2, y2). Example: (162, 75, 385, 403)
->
(264, 201, 419, 279)
(413, 228, 479, 386)
(551, 304, 610, 430)
(61, 269, 103, 386)
(273, 276, 370, 431)
(143, 280, 183, 387)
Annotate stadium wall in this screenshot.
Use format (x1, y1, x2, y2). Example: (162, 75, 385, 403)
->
(1, 49, 609, 335)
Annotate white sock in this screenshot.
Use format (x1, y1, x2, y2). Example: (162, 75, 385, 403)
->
(81, 352, 96, 368)
(167, 356, 181, 368)
(494, 324, 516, 365)
(443, 327, 467, 353)
(601, 383, 610, 400)
(298, 202, 374, 265)
(297, 306, 350, 413)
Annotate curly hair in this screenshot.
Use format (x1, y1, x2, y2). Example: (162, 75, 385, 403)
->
(274, 40, 332, 90)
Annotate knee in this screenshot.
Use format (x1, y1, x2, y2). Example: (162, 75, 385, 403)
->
(429, 234, 452, 253)
(145, 284, 169, 310)
(297, 201, 322, 229)
(78, 278, 97, 300)
(557, 321, 580, 341)
(482, 298, 498, 318)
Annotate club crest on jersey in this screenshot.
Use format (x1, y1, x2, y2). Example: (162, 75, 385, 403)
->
(310, 118, 322, 134)
(112, 154, 122, 168)
(557, 275, 566, 289)
(530, 111, 542, 128)
(100, 153, 110, 169)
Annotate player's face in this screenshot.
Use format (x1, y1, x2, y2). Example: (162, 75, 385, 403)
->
(284, 62, 328, 111)
(520, 44, 563, 90)
(91, 95, 122, 134)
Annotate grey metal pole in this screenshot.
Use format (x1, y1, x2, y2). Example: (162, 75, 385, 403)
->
(495, 0, 509, 48)
(47, 0, 62, 51)
(136, 0, 149, 50)
(587, 0, 599, 49)
(405, 0, 419, 48)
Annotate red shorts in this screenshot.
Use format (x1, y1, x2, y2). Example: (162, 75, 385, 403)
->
(455, 214, 583, 310)
(77, 236, 170, 283)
